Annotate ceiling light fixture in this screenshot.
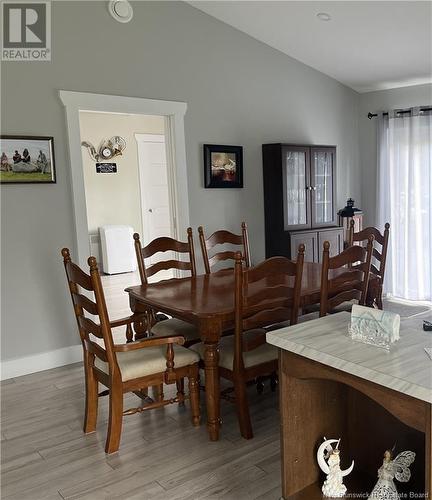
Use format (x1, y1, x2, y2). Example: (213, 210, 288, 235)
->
(108, 0, 133, 23)
(317, 12, 331, 21)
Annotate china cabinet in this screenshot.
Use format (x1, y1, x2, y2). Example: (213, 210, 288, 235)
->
(262, 143, 342, 261)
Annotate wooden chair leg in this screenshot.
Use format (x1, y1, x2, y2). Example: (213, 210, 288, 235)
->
(83, 357, 98, 433)
(189, 367, 200, 427)
(376, 283, 383, 310)
(233, 377, 253, 439)
(177, 378, 185, 406)
(105, 383, 123, 454)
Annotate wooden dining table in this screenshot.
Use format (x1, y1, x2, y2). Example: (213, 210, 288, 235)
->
(126, 261, 343, 441)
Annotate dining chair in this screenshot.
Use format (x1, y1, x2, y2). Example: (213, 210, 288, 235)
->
(191, 246, 305, 439)
(198, 222, 251, 274)
(319, 235, 374, 317)
(348, 220, 390, 309)
(133, 229, 200, 345)
(61, 248, 200, 454)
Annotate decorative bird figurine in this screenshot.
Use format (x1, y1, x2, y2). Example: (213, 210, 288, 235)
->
(317, 438, 354, 498)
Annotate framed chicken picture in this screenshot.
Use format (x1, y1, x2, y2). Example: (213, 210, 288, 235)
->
(204, 144, 243, 188)
(0, 136, 56, 184)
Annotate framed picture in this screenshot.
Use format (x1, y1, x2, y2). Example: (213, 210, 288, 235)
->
(0, 136, 56, 184)
(204, 144, 243, 188)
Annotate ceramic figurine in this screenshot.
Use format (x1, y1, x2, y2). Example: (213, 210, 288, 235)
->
(368, 449, 416, 500)
(317, 438, 354, 498)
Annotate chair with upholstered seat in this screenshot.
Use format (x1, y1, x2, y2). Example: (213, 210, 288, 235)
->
(61, 248, 200, 454)
(198, 222, 251, 274)
(133, 229, 200, 345)
(192, 246, 304, 439)
(348, 221, 390, 309)
(319, 236, 374, 317)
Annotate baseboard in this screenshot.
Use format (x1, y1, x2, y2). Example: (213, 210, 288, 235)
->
(1, 344, 82, 380)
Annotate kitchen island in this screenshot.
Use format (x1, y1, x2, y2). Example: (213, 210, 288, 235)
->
(267, 311, 432, 499)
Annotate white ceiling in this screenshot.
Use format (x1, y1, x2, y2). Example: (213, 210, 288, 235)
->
(188, 1, 432, 93)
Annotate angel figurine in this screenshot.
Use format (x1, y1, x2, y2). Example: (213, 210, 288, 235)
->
(368, 449, 416, 500)
(317, 438, 354, 498)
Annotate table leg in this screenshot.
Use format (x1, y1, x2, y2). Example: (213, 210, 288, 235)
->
(204, 340, 220, 441)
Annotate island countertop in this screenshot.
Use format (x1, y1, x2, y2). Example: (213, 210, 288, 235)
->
(266, 311, 432, 403)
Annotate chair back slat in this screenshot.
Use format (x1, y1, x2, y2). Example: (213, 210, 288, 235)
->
(233, 247, 304, 373)
(243, 307, 294, 331)
(319, 236, 374, 316)
(141, 237, 190, 257)
(61, 248, 117, 368)
(327, 289, 363, 310)
(198, 222, 251, 274)
(208, 251, 238, 267)
(246, 257, 298, 283)
(146, 259, 193, 278)
(247, 284, 294, 308)
(134, 229, 196, 284)
(372, 248, 382, 261)
(65, 261, 93, 291)
(72, 292, 99, 315)
(205, 230, 243, 248)
(328, 269, 365, 290)
(78, 316, 103, 338)
(328, 245, 367, 270)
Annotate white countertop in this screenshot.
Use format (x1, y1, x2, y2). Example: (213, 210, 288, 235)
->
(266, 311, 432, 403)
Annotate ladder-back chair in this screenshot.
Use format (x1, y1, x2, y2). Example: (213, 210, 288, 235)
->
(62, 248, 200, 454)
(348, 221, 390, 309)
(319, 236, 374, 317)
(198, 222, 251, 274)
(192, 246, 305, 439)
(133, 229, 200, 345)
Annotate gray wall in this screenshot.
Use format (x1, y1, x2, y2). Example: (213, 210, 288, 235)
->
(1, 1, 361, 361)
(359, 83, 432, 226)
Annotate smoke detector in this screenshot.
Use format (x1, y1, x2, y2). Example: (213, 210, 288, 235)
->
(108, 0, 133, 23)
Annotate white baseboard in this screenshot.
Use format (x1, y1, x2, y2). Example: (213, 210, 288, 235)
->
(1, 344, 82, 381)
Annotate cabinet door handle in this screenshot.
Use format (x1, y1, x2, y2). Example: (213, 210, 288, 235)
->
(312, 186, 317, 191)
(306, 186, 312, 191)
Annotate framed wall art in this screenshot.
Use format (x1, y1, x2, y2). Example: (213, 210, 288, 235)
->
(0, 136, 56, 184)
(204, 144, 243, 188)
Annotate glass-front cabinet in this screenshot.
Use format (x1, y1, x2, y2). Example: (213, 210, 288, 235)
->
(280, 145, 336, 230)
(263, 143, 338, 260)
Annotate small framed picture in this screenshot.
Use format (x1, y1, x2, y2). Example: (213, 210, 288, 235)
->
(0, 136, 56, 184)
(204, 144, 243, 188)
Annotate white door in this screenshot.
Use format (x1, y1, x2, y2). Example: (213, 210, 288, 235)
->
(135, 134, 175, 279)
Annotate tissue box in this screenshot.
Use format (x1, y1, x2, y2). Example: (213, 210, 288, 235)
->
(349, 304, 400, 349)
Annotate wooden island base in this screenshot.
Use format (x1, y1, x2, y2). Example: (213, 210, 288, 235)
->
(279, 351, 431, 500)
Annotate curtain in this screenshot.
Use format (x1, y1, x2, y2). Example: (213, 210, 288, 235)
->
(377, 107, 432, 301)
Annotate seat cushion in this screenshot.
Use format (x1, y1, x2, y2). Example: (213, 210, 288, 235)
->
(151, 318, 200, 342)
(190, 331, 278, 371)
(95, 344, 200, 382)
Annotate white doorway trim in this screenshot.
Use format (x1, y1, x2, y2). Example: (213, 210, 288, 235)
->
(59, 90, 190, 267)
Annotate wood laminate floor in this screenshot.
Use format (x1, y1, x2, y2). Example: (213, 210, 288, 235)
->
(1, 364, 281, 499)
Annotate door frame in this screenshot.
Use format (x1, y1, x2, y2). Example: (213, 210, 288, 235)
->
(134, 133, 174, 246)
(59, 90, 190, 267)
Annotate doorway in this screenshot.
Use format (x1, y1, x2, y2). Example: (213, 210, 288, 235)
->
(61, 91, 190, 319)
(60, 91, 190, 268)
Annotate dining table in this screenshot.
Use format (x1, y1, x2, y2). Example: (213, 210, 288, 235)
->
(126, 261, 344, 441)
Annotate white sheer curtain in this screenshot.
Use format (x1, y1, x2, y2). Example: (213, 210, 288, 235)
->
(377, 108, 432, 301)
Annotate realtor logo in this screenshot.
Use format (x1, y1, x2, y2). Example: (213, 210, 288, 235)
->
(2, 2, 51, 61)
